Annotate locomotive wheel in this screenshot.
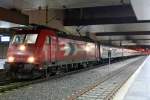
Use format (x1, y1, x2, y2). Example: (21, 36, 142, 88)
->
(31, 70, 42, 79)
(56, 66, 65, 75)
(9, 72, 18, 80)
(42, 67, 57, 78)
(49, 68, 57, 76)
(82, 63, 87, 68)
(73, 63, 78, 70)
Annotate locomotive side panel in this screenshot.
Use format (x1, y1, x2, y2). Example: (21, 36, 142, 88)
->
(56, 37, 98, 64)
(38, 29, 57, 64)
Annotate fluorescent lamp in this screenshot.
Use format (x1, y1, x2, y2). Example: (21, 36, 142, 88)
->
(0, 20, 23, 28)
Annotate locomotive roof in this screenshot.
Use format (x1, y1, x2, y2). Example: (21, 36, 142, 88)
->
(12, 24, 96, 43)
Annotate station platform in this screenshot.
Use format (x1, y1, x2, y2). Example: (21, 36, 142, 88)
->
(113, 56, 150, 100)
(72, 56, 146, 100)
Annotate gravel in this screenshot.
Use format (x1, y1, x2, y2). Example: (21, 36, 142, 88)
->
(0, 56, 146, 100)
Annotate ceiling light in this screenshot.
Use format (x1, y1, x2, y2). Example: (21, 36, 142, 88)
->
(0, 20, 22, 28)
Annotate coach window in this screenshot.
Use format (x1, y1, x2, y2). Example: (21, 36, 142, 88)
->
(45, 36, 51, 44)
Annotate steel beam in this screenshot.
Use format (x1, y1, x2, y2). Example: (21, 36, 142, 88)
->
(96, 31, 150, 36)
(122, 45, 150, 48)
(100, 39, 150, 41)
(64, 5, 150, 25)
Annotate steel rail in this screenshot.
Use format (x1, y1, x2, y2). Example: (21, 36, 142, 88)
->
(67, 57, 145, 100)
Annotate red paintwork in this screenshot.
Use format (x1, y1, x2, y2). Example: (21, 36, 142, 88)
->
(56, 38, 98, 62)
(7, 28, 99, 68)
(7, 44, 39, 63)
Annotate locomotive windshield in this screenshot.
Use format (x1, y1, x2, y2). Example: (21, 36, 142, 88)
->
(12, 34, 38, 44)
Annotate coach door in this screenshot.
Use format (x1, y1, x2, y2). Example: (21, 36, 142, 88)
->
(44, 36, 51, 62)
(50, 36, 57, 63)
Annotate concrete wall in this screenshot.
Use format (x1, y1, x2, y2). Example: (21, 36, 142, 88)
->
(23, 9, 98, 39)
(23, 9, 64, 30)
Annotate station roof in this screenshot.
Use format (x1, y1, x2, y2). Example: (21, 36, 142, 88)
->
(0, 0, 130, 10)
(0, 0, 150, 50)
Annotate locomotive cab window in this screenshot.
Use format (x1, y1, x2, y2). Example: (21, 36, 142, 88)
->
(12, 34, 25, 44)
(25, 34, 38, 44)
(12, 34, 38, 44)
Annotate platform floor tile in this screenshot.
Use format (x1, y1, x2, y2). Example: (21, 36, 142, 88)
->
(76, 57, 146, 100)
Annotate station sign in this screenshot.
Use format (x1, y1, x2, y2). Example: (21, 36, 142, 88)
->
(0, 36, 10, 42)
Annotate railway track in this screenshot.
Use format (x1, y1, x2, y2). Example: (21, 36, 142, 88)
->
(67, 56, 146, 100)
(0, 56, 140, 93)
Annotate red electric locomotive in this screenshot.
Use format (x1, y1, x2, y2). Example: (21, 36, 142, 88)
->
(4, 25, 100, 79)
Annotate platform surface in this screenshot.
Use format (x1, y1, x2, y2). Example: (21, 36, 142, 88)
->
(122, 56, 150, 100)
(74, 56, 146, 100)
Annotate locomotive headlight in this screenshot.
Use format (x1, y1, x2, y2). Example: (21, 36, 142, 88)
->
(8, 56, 15, 62)
(27, 56, 35, 63)
(85, 46, 90, 52)
(85, 43, 94, 52)
(19, 45, 26, 51)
